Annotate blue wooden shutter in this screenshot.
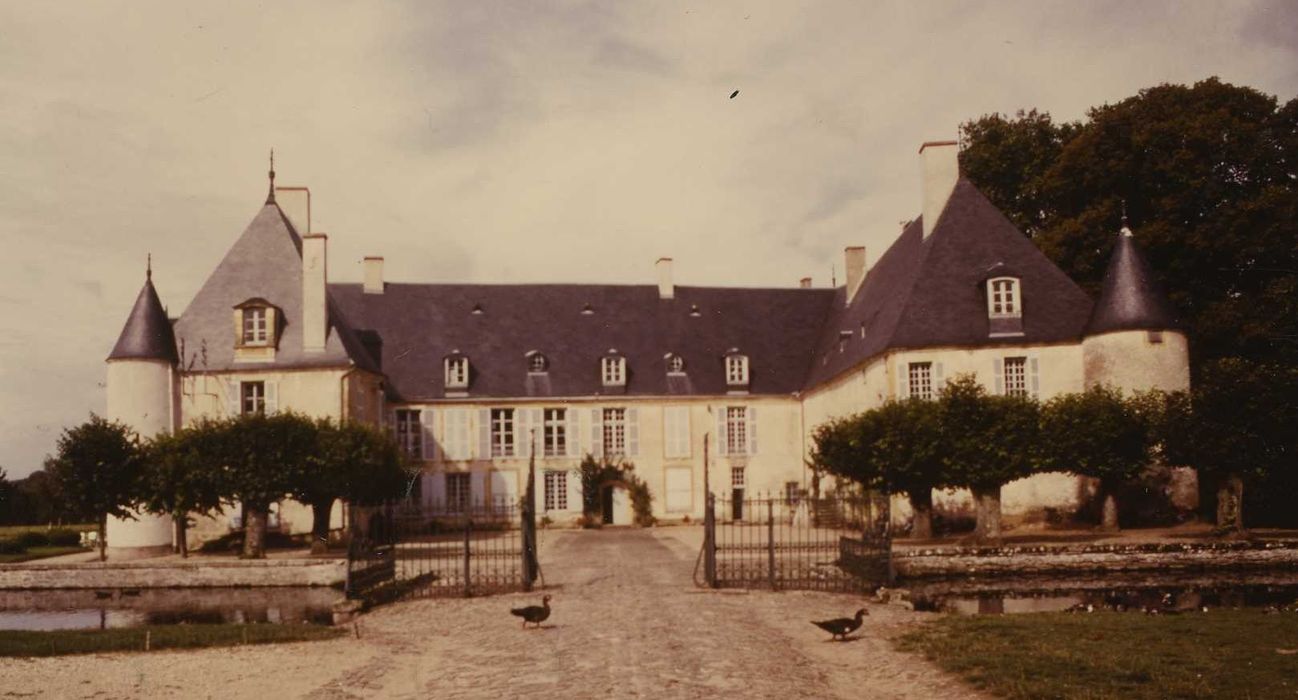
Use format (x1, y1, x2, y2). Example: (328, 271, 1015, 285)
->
(478, 408, 491, 459)
(589, 408, 603, 458)
(746, 406, 757, 455)
(715, 408, 728, 456)
(421, 409, 436, 460)
(226, 380, 241, 416)
(264, 381, 278, 414)
(626, 408, 639, 457)
(1030, 356, 1040, 398)
(993, 358, 1005, 395)
(565, 408, 580, 457)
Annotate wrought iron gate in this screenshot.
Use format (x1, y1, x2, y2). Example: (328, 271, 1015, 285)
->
(700, 491, 891, 592)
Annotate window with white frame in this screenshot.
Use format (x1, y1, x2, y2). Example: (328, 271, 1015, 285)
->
(663, 406, 691, 458)
(785, 481, 801, 504)
(908, 362, 934, 400)
(490, 408, 515, 457)
(667, 354, 685, 374)
(1003, 357, 1028, 397)
(725, 406, 748, 454)
(543, 470, 568, 511)
(528, 353, 548, 373)
(730, 466, 746, 489)
(242, 307, 268, 345)
(395, 409, 422, 457)
(241, 381, 266, 415)
(726, 354, 749, 386)
(987, 278, 1021, 318)
(602, 355, 626, 386)
(602, 407, 626, 456)
(446, 472, 471, 512)
(543, 408, 567, 457)
(445, 355, 469, 389)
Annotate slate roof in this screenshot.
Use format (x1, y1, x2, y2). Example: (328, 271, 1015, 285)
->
(803, 179, 1095, 387)
(108, 273, 179, 364)
(329, 283, 836, 401)
(1085, 228, 1179, 334)
(172, 203, 377, 374)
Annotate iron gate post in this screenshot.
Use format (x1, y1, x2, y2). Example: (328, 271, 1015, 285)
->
(767, 498, 776, 590)
(704, 491, 717, 587)
(463, 518, 472, 597)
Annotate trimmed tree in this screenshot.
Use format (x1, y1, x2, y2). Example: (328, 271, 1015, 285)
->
(938, 376, 1041, 543)
(1040, 386, 1153, 531)
(295, 418, 409, 553)
(138, 427, 224, 557)
(44, 414, 142, 560)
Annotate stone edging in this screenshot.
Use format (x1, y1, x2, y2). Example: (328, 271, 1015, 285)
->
(0, 559, 347, 589)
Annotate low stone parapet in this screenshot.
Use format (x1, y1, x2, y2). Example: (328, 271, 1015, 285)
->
(895, 540, 1298, 580)
(0, 558, 346, 589)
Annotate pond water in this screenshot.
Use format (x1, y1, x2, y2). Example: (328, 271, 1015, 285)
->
(0, 587, 338, 631)
(907, 572, 1298, 615)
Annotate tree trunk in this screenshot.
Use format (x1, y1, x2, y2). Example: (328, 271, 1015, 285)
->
(98, 517, 106, 562)
(311, 498, 334, 555)
(909, 489, 934, 540)
(971, 486, 1002, 544)
(1099, 480, 1121, 532)
(243, 505, 267, 559)
(175, 515, 188, 559)
(1215, 473, 1245, 535)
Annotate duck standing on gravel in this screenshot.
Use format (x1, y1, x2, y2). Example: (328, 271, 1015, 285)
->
(510, 595, 552, 629)
(811, 608, 869, 641)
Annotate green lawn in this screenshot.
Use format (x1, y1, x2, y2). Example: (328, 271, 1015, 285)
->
(0, 546, 88, 563)
(897, 609, 1298, 699)
(0, 623, 347, 657)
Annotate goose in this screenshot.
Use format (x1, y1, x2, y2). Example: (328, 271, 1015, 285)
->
(510, 595, 552, 629)
(811, 608, 868, 640)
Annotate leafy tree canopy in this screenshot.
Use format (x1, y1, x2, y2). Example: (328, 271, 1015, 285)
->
(1039, 385, 1152, 484)
(43, 414, 142, 523)
(938, 376, 1041, 491)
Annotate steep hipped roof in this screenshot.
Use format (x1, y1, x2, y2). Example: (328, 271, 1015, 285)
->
(173, 203, 377, 373)
(329, 283, 836, 401)
(108, 272, 179, 364)
(1085, 227, 1179, 334)
(804, 179, 1094, 387)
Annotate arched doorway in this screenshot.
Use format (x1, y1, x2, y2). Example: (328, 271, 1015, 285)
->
(600, 482, 634, 526)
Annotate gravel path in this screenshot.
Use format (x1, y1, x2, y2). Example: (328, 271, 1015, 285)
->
(0, 528, 981, 699)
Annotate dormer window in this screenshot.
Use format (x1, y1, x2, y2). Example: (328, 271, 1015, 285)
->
(445, 354, 470, 389)
(528, 352, 549, 373)
(602, 353, 626, 386)
(666, 354, 685, 374)
(726, 353, 749, 387)
(243, 307, 269, 345)
(987, 277, 1021, 318)
(233, 298, 279, 360)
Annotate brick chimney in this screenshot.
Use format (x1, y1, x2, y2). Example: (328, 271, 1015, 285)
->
(919, 140, 959, 238)
(656, 257, 674, 299)
(302, 233, 328, 352)
(844, 246, 867, 306)
(363, 256, 384, 294)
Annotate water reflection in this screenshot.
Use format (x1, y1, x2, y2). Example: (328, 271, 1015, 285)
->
(0, 587, 337, 630)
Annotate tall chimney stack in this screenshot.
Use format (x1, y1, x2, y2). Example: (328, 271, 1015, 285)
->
(919, 140, 959, 239)
(363, 256, 384, 294)
(656, 257, 674, 299)
(302, 233, 328, 352)
(844, 246, 867, 306)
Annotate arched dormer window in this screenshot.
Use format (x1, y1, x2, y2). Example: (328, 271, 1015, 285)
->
(234, 298, 279, 348)
(444, 352, 470, 390)
(725, 351, 749, 388)
(666, 353, 686, 374)
(601, 351, 626, 387)
(527, 351, 548, 373)
(987, 277, 1021, 319)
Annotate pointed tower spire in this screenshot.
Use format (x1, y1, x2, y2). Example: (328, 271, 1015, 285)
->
(1084, 222, 1178, 335)
(146, 253, 152, 280)
(266, 148, 276, 205)
(108, 266, 179, 364)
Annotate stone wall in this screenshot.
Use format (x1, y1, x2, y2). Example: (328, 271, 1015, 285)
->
(0, 558, 345, 589)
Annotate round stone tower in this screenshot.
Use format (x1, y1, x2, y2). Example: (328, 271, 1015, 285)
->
(104, 262, 178, 557)
(1082, 224, 1190, 393)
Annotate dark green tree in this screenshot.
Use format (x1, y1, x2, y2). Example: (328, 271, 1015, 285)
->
(138, 428, 224, 558)
(958, 109, 1078, 238)
(938, 376, 1041, 543)
(44, 415, 142, 560)
(1040, 386, 1153, 531)
(294, 418, 409, 553)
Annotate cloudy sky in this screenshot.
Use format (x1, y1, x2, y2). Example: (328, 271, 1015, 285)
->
(1, 0, 1295, 478)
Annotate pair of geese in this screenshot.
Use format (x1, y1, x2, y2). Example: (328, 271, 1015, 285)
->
(510, 595, 870, 641)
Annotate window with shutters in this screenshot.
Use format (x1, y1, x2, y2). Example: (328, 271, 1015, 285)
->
(395, 409, 422, 457)
(602, 407, 626, 456)
(446, 472, 471, 512)
(240, 381, 266, 415)
(725, 407, 748, 454)
(543, 408, 567, 457)
(908, 362, 933, 400)
(726, 354, 749, 386)
(666, 354, 685, 374)
(663, 406, 691, 458)
(528, 353, 548, 373)
(445, 355, 469, 389)
(490, 408, 515, 457)
(543, 470, 568, 511)
(602, 355, 626, 386)
(987, 277, 1021, 318)
(1003, 357, 1028, 397)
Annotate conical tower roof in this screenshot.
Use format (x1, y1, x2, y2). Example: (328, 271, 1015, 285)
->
(1085, 225, 1178, 335)
(108, 266, 179, 364)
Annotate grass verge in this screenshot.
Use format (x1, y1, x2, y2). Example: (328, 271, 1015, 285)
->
(0, 546, 89, 564)
(897, 609, 1298, 699)
(0, 624, 346, 657)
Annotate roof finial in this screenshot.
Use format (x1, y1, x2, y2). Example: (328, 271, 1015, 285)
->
(146, 253, 152, 280)
(266, 148, 276, 205)
(1119, 200, 1133, 237)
